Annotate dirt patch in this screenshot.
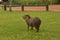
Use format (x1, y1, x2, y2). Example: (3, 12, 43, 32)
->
(2, 5, 60, 12)
(49, 5, 60, 11)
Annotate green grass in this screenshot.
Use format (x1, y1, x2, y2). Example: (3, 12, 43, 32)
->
(0, 10, 60, 40)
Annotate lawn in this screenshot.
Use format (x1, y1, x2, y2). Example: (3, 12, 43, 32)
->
(0, 10, 60, 40)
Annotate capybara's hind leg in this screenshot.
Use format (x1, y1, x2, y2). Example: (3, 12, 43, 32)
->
(35, 26, 39, 32)
(37, 27, 39, 32)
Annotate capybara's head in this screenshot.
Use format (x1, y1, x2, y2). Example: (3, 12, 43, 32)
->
(23, 15, 31, 20)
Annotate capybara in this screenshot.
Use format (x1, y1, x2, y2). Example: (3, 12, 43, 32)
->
(23, 15, 41, 32)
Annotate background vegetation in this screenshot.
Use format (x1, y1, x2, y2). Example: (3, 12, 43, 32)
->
(8, 0, 60, 6)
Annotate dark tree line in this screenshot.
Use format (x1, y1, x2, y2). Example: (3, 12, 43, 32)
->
(57, 0, 60, 4)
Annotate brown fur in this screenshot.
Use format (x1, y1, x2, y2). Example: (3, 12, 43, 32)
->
(23, 15, 41, 32)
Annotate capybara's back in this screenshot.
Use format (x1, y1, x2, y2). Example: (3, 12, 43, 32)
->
(32, 17, 41, 27)
(30, 17, 41, 32)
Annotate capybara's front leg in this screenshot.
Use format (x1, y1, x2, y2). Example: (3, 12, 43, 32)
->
(31, 26, 33, 30)
(27, 25, 29, 30)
